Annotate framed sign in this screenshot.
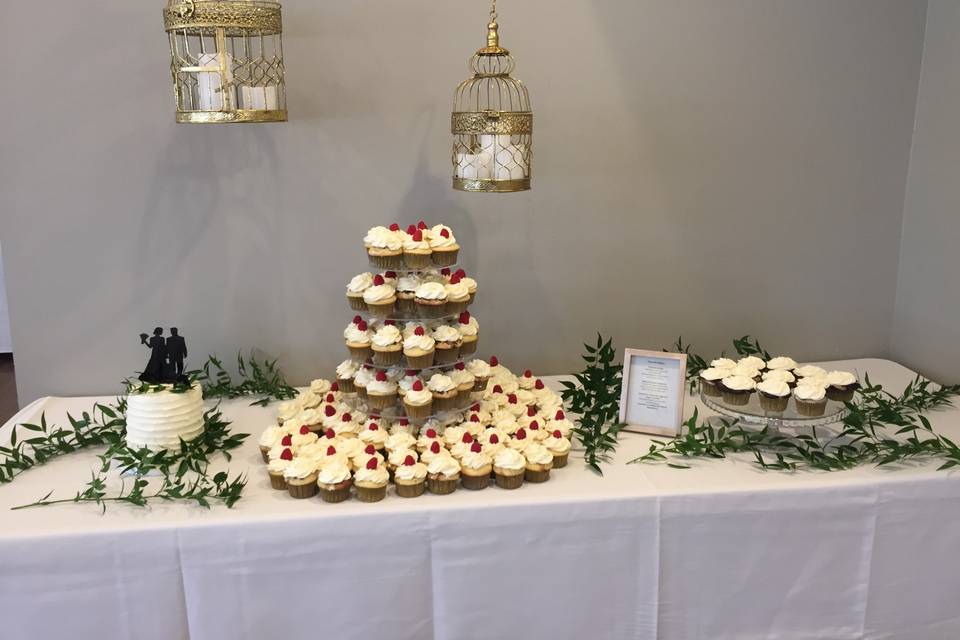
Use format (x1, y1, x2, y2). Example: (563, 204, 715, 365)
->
(618, 349, 687, 436)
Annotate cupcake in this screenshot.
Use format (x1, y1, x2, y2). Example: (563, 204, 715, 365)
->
(420, 439, 446, 464)
(335, 359, 359, 394)
(445, 275, 471, 315)
(460, 443, 493, 490)
(429, 224, 460, 266)
(523, 443, 554, 483)
(344, 318, 373, 361)
(385, 431, 417, 454)
(395, 274, 421, 316)
(354, 457, 389, 502)
(359, 420, 389, 451)
(394, 455, 428, 498)
(283, 457, 320, 499)
(275, 400, 300, 426)
(460, 272, 477, 304)
(364, 225, 404, 269)
(297, 409, 323, 435)
(508, 427, 531, 452)
(398, 369, 421, 397)
(403, 379, 434, 419)
(363, 275, 396, 318)
(403, 326, 436, 368)
(432, 325, 462, 365)
(756, 379, 790, 413)
(450, 363, 476, 399)
(402, 227, 432, 268)
(346, 272, 374, 312)
(353, 365, 375, 400)
(794, 382, 827, 416)
(335, 413, 361, 439)
(543, 429, 571, 467)
(415, 281, 448, 318)
(258, 424, 284, 462)
(698, 367, 727, 397)
(825, 371, 859, 402)
(493, 447, 525, 489)
(457, 311, 479, 356)
(428, 373, 459, 412)
(267, 448, 294, 490)
(466, 358, 492, 392)
(365, 371, 397, 409)
(416, 426, 441, 453)
(371, 324, 403, 366)
(310, 378, 332, 396)
(426, 454, 461, 494)
(316, 460, 353, 503)
(766, 356, 797, 371)
(720, 375, 756, 406)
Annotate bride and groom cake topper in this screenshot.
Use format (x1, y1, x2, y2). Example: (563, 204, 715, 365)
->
(138, 327, 188, 384)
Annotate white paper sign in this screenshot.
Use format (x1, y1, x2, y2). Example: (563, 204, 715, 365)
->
(618, 349, 687, 436)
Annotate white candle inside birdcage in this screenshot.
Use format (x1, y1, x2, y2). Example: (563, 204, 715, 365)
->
(241, 85, 279, 110)
(456, 151, 493, 180)
(196, 52, 234, 111)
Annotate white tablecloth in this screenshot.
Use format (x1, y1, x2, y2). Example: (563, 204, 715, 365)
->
(1, 358, 959, 640)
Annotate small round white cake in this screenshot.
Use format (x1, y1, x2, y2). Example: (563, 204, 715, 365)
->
(125, 382, 205, 451)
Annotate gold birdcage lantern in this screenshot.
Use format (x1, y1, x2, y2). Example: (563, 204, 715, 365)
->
(452, 0, 532, 192)
(163, 0, 287, 123)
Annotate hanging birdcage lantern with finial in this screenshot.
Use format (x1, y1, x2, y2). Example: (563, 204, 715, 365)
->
(163, 0, 287, 123)
(452, 0, 532, 192)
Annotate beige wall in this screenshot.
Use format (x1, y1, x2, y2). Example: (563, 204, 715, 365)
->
(891, 0, 960, 384)
(0, 1, 928, 402)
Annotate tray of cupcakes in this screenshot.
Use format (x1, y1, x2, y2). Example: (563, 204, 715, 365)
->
(698, 356, 860, 427)
(257, 358, 575, 503)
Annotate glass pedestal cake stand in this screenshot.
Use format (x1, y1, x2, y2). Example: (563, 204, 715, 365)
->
(699, 388, 848, 434)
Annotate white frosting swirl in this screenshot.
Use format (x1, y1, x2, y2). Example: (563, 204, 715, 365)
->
(394, 461, 428, 481)
(428, 224, 457, 248)
(523, 443, 553, 466)
(259, 425, 284, 448)
(738, 356, 766, 370)
(317, 461, 351, 485)
(458, 317, 479, 337)
(364, 226, 403, 251)
(372, 325, 402, 348)
(445, 281, 469, 300)
(762, 369, 796, 384)
(699, 367, 727, 382)
(363, 284, 396, 303)
(432, 325, 461, 343)
(283, 457, 318, 480)
(415, 282, 447, 301)
(794, 383, 826, 402)
(346, 272, 373, 294)
(354, 462, 389, 485)
(428, 374, 457, 393)
(460, 450, 492, 470)
(826, 370, 857, 387)
(794, 365, 827, 379)
(494, 447, 525, 471)
(426, 454, 461, 477)
(722, 375, 757, 391)
(336, 359, 360, 378)
(344, 324, 372, 344)
(403, 334, 435, 352)
(766, 356, 797, 370)
(757, 379, 790, 397)
(467, 359, 491, 377)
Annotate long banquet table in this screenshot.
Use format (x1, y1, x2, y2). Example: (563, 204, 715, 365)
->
(1, 358, 959, 640)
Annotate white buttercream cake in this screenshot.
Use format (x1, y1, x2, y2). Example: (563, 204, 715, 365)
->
(125, 382, 205, 450)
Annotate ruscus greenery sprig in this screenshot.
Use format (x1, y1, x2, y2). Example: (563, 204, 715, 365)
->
(197, 351, 297, 406)
(559, 334, 625, 475)
(12, 407, 249, 511)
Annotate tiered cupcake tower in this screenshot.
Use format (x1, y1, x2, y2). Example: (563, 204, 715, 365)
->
(256, 221, 576, 504)
(339, 221, 484, 424)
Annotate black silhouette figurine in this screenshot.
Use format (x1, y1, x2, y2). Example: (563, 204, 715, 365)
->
(167, 327, 188, 377)
(138, 327, 189, 384)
